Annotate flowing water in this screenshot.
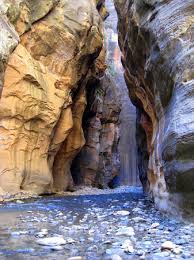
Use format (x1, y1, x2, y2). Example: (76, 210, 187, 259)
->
(0, 188, 194, 260)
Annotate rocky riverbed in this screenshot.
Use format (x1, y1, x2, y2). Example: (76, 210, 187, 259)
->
(0, 188, 194, 260)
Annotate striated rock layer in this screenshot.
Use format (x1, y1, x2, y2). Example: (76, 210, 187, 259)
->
(0, 0, 114, 196)
(115, 0, 194, 210)
(105, 0, 140, 187)
(71, 73, 121, 188)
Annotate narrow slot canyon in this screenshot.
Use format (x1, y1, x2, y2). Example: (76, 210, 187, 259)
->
(0, 0, 193, 259)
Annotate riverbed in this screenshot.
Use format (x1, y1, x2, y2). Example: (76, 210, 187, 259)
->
(0, 188, 194, 260)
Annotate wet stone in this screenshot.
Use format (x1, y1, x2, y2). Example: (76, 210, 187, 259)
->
(36, 236, 66, 246)
(0, 188, 193, 260)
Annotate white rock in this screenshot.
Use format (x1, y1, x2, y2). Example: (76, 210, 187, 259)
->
(36, 229, 48, 238)
(151, 223, 160, 229)
(173, 247, 182, 255)
(114, 210, 130, 216)
(66, 238, 76, 244)
(121, 239, 134, 253)
(116, 227, 135, 236)
(16, 200, 24, 204)
(37, 236, 66, 246)
(67, 257, 83, 260)
(41, 229, 48, 233)
(111, 255, 122, 260)
(161, 241, 175, 250)
(132, 217, 146, 223)
(50, 245, 64, 251)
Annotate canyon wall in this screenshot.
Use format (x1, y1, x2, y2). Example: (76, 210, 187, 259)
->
(105, 0, 140, 187)
(115, 0, 194, 210)
(71, 74, 121, 188)
(0, 0, 121, 197)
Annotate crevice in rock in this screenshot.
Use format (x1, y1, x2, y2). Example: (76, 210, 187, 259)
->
(70, 73, 121, 189)
(70, 0, 142, 191)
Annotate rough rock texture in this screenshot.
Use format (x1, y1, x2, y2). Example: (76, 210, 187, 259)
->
(0, 0, 107, 195)
(115, 0, 194, 210)
(70, 1, 123, 189)
(105, 0, 140, 186)
(71, 73, 121, 188)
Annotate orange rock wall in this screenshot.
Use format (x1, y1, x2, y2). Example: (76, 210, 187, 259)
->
(0, 0, 106, 196)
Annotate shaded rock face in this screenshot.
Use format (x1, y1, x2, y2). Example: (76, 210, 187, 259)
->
(136, 108, 149, 192)
(71, 1, 127, 189)
(105, 0, 140, 187)
(71, 74, 121, 188)
(114, 0, 194, 209)
(0, 0, 109, 195)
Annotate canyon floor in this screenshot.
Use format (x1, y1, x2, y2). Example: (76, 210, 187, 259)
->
(0, 187, 194, 260)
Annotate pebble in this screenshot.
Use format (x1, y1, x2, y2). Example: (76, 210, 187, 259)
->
(116, 227, 135, 236)
(121, 239, 134, 253)
(173, 247, 182, 255)
(151, 223, 160, 229)
(36, 228, 48, 238)
(67, 257, 83, 260)
(66, 238, 76, 244)
(132, 217, 146, 223)
(175, 238, 187, 245)
(161, 241, 175, 250)
(16, 200, 24, 204)
(36, 236, 66, 246)
(111, 255, 122, 260)
(114, 210, 130, 216)
(0, 188, 193, 260)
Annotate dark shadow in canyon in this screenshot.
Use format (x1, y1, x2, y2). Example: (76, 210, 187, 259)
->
(70, 0, 149, 192)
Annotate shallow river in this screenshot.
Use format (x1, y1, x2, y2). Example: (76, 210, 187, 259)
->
(0, 189, 194, 260)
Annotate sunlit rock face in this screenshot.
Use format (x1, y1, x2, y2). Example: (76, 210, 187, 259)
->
(0, 0, 106, 195)
(115, 0, 194, 210)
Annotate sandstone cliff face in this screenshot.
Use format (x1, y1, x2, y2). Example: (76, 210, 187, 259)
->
(0, 0, 107, 196)
(71, 73, 121, 188)
(115, 0, 194, 209)
(70, 1, 123, 189)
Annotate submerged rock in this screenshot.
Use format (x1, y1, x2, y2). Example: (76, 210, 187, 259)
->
(116, 227, 135, 236)
(114, 210, 130, 216)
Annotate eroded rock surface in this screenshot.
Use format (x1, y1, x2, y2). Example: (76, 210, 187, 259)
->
(105, 0, 139, 187)
(72, 74, 121, 188)
(114, 0, 194, 209)
(0, 0, 111, 196)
